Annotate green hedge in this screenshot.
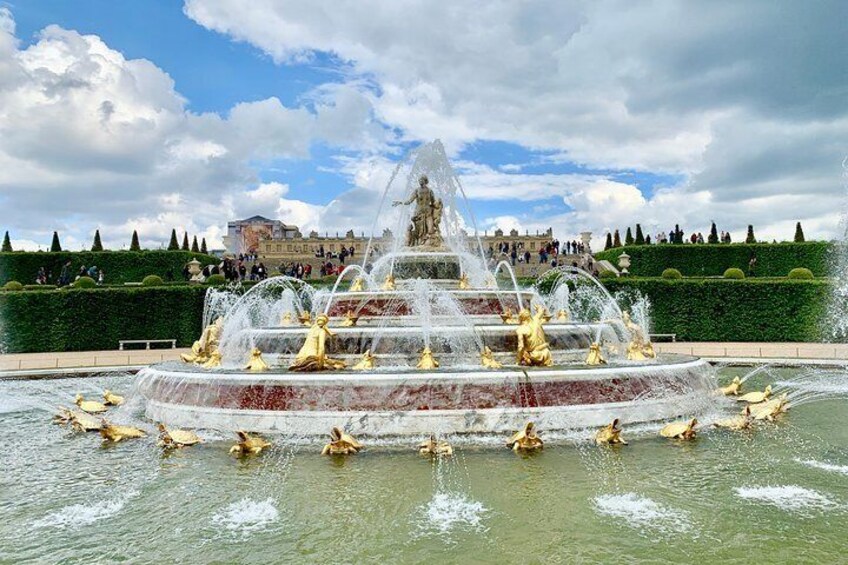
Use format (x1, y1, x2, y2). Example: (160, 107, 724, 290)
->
(602, 278, 830, 342)
(595, 242, 831, 277)
(0, 250, 219, 286)
(0, 286, 210, 353)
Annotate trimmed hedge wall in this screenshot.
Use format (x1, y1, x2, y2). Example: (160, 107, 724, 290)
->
(0, 250, 219, 286)
(0, 286, 208, 353)
(602, 278, 830, 342)
(595, 242, 831, 277)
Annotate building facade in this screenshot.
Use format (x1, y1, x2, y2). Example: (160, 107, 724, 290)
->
(223, 215, 301, 256)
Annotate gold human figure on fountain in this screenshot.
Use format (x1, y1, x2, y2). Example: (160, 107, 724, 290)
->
(181, 317, 223, 364)
(392, 174, 444, 248)
(515, 305, 553, 367)
(289, 314, 347, 372)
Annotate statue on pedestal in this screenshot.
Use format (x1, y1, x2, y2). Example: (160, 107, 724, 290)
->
(392, 175, 444, 248)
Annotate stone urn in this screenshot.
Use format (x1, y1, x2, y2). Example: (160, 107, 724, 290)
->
(187, 258, 205, 283)
(617, 252, 631, 275)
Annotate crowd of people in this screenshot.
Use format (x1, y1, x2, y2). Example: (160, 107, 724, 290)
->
(487, 238, 588, 267)
(653, 227, 732, 245)
(34, 261, 105, 286)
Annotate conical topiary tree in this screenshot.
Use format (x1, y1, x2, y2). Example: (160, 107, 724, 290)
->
(2, 231, 12, 252)
(645, 234, 652, 245)
(746, 225, 756, 244)
(635, 224, 645, 245)
(167, 229, 180, 251)
(625, 227, 634, 246)
(130, 230, 141, 251)
(50, 231, 62, 252)
(794, 222, 805, 243)
(191, 235, 199, 253)
(91, 229, 103, 251)
(674, 224, 682, 244)
(181, 232, 190, 251)
(604, 232, 613, 251)
(613, 229, 622, 248)
(200, 237, 208, 255)
(708, 222, 719, 244)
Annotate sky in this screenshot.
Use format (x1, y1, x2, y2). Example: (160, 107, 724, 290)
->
(0, 0, 846, 251)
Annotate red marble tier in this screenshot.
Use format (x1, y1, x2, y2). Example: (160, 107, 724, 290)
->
(326, 296, 522, 317)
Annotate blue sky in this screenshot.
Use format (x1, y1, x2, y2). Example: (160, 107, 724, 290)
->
(0, 1, 845, 250)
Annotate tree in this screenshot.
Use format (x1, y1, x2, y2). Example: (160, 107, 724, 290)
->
(200, 237, 208, 254)
(90, 229, 103, 251)
(625, 227, 634, 246)
(167, 229, 180, 251)
(634, 224, 645, 245)
(794, 222, 805, 243)
(645, 234, 652, 245)
(191, 235, 199, 253)
(674, 224, 682, 244)
(181, 232, 190, 251)
(708, 222, 719, 244)
(604, 232, 613, 251)
(746, 225, 756, 244)
(1, 231, 12, 252)
(50, 231, 62, 252)
(613, 229, 622, 248)
(130, 230, 141, 251)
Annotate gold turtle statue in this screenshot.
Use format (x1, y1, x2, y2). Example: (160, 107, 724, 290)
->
(229, 431, 272, 456)
(417, 347, 440, 369)
(349, 277, 365, 292)
(585, 343, 606, 366)
(480, 346, 503, 369)
(245, 348, 270, 372)
(737, 385, 772, 404)
(103, 390, 124, 406)
(75, 393, 108, 414)
(299, 311, 313, 326)
(719, 376, 742, 396)
(507, 422, 544, 451)
(352, 349, 376, 370)
(556, 309, 570, 321)
(100, 419, 147, 443)
(660, 418, 698, 440)
(289, 314, 347, 372)
(595, 418, 628, 445)
(713, 406, 752, 430)
(340, 310, 359, 327)
(157, 424, 202, 449)
(181, 317, 223, 364)
(418, 434, 453, 456)
(516, 307, 553, 367)
(382, 274, 396, 291)
(54, 407, 102, 432)
(322, 427, 362, 455)
(751, 394, 790, 421)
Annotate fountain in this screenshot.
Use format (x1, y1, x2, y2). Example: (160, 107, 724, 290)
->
(137, 141, 716, 438)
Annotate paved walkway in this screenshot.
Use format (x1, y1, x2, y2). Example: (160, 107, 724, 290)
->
(0, 342, 845, 374)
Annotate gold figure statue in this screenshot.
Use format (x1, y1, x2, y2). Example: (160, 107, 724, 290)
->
(202, 350, 222, 369)
(751, 394, 790, 421)
(382, 274, 396, 291)
(230, 431, 272, 456)
(595, 418, 628, 445)
(507, 422, 543, 451)
(626, 340, 647, 361)
(718, 376, 742, 396)
(585, 343, 606, 366)
(103, 390, 124, 406)
(713, 406, 752, 430)
(458, 273, 470, 290)
(322, 427, 362, 455)
(157, 424, 201, 449)
(100, 419, 147, 443)
(417, 347, 440, 369)
(500, 307, 517, 324)
(352, 350, 376, 370)
(621, 311, 655, 360)
(418, 434, 453, 456)
(660, 418, 698, 440)
(299, 311, 313, 326)
(516, 308, 553, 367)
(280, 312, 295, 326)
(289, 314, 347, 372)
(341, 310, 359, 327)
(181, 317, 224, 364)
(556, 309, 570, 321)
(349, 277, 365, 292)
(245, 348, 270, 372)
(75, 393, 108, 414)
(54, 407, 102, 432)
(642, 341, 656, 359)
(480, 346, 503, 369)
(737, 385, 772, 404)
(536, 304, 553, 323)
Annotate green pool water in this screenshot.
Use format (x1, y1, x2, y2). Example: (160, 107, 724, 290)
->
(1, 366, 846, 564)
